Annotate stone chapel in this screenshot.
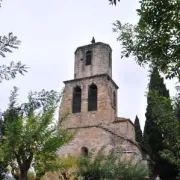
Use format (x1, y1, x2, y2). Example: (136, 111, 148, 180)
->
(58, 39, 148, 163)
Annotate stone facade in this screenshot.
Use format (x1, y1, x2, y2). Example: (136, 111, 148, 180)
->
(59, 74, 118, 127)
(58, 126, 143, 160)
(74, 42, 112, 79)
(58, 41, 148, 165)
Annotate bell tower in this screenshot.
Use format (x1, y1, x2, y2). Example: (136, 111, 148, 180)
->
(59, 39, 118, 128)
(74, 39, 112, 79)
(58, 39, 148, 166)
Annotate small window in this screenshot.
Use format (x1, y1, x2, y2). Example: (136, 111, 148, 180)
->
(81, 147, 88, 156)
(72, 86, 81, 113)
(86, 51, 92, 65)
(88, 84, 97, 111)
(109, 53, 112, 67)
(113, 91, 116, 107)
(110, 87, 112, 102)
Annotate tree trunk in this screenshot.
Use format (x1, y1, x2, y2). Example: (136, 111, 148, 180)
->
(19, 169, 28, 180)
(16, 150, 33, 180)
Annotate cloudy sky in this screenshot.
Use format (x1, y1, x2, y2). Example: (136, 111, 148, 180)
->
(0, 0, 178, 129)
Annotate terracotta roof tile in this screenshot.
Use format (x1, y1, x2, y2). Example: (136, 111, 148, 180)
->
(113, 117, 135, 127)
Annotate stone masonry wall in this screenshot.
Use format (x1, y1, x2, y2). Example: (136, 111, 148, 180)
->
(74, 42, 112, 79)
(58, 127, 143, 161)
(59, 75, 118, 128)
(106, 121, 135, 142)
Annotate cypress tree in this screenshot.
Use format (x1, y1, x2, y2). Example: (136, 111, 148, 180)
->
(134, 116, 143, 144)
(143, 68, 170, 152)
(143, 68, 177, 179)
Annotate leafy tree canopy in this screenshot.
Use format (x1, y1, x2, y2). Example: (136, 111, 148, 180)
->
(0, 0, 27, 82)
(143, 68, 169, 153)
(142, 68, 178, 179)
(149, 90, 180, 179)
(75, 149, 148, 180)
(113, 0, 180, 79)
(0, 87, 72, 180)
(0, 33, 27, 83)
(0, 32, 21, 58)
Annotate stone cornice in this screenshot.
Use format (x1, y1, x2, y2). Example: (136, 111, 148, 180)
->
(74, 42, 112, 54)
(63, 73, 119, 89)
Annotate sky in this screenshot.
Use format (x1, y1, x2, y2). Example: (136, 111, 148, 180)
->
(0, 0, 178, 129)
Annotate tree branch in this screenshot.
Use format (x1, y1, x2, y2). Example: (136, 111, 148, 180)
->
(0, 61, 27, 83)
(109, 0, 120, 5)
(0, 33, 21, 58)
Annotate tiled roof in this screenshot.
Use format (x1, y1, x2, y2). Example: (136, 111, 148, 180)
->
(113, 117, 135, 127)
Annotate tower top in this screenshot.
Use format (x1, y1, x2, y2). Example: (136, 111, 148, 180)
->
(75, 42, 112, 54)
(74, 41, 112, 79)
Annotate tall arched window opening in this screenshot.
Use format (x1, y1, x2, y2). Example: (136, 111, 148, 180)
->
(72, 86, 81, 113)
(86, 51, 92, 65)
(88, 84, 97, 111)
(113, 91, 116, 108)
(81, 147, 89, 156)
(109, 52, 112, 68)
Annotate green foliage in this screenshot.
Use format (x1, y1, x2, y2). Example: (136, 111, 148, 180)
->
(149, 90, 180, 179)
(174, 95, 180, 119)
(1, 87, 72, 180)
(27, 171, 36, 180)
(134, 116, 143, 144)
(143, 68, 169, 153)
(59, 154, 78, 169)
(109, 0, 120, 6)
(0, 109, 8, 179)
(0, 0, 27, 84)
(0, 61, 27, 82)
(113, 0, 180, 79)
(0, 31, 27, 83)
(75, 149, 148, 180)
(142, 68, 178, 179)
(0, 111, 5, 139)
(111, 0, 180, 178)
(0, 33, 27, 83)
(0, 0, 27, 83)
(0, 32, 21, 58)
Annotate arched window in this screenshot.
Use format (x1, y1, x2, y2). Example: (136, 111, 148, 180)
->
(86, 51, 92, 65)
(113, 91, 116, 107)
(88, 84, 97, 111)
(72, 86, 81, 113)
(81, 147, 88, 156)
